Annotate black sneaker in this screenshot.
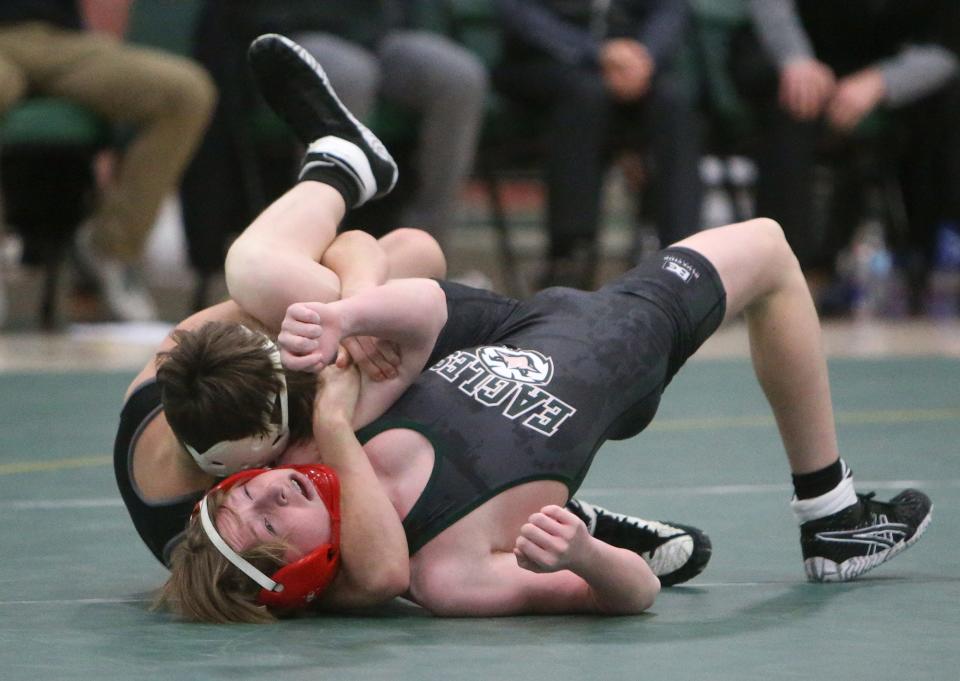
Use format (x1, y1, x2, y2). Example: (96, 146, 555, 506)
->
(566, 499, 712, 586)
(247, 33, 397, 205)
(800, 489, 932, 582)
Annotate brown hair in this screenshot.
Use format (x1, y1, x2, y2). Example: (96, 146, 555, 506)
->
(156, 322, 317, 453)
(154, 488, 290, 623)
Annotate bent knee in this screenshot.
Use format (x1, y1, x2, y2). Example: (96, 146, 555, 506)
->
(746, 218, 796, 268)
(223, 238, 259, 299)
(381, 227, 447, 279)
(335, 228, 379, 250)
(0, 64, 26, 113)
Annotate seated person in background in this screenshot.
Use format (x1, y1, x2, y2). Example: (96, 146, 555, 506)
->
(737, 0, 960, 313)
(157, 35, 930, 623)
(494, 0, 703, 289)
(181, 0, 488, 289)
(0, 0, 215, 320)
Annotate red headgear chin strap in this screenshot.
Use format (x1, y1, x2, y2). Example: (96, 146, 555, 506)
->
(197, 464, 342, 610)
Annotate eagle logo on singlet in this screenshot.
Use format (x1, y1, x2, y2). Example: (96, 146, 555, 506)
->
(477, 346, 553, 384)
(429, 346, 576, 437)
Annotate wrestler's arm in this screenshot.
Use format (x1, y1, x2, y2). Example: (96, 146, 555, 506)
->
(308, 373, 409, 609)
(413, 515, 659, 616)
(278, 279, 448, 426)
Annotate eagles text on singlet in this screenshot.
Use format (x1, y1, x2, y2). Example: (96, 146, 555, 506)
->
(429, 347, 576, 436)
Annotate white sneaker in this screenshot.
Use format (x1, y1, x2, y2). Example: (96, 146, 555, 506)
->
(75, 227, 158, 322)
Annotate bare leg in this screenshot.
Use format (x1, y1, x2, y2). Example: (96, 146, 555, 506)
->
(225, 182, 346, 330)
(379, 228, 447, 280)
(225, 182, 449, 331)
(673, 219, 839, 474)
(676, 219, 931, 583)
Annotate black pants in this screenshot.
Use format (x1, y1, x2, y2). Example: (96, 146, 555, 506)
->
(733, 28, 960, 278)
(493, 58, 703, 260)
(751, 82, 960, 276)
(179, 1, 277, 275)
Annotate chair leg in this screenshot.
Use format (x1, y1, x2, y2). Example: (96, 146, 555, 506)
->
(192, 271, 211, 313)
(880, 170, 909, 246)
(482, 167, 527, 298)
(40, 242, 67, 330)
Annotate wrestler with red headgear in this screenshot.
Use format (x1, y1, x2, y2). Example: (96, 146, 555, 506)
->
(154, 36, 929, 623)
(117, 33, 708, 622)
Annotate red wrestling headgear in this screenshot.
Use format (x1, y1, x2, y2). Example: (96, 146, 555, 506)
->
(197, 464, 342, 610)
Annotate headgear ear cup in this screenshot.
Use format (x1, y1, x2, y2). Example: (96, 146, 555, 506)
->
(196, 464, 342, 610)
(258, 465, 341, 608)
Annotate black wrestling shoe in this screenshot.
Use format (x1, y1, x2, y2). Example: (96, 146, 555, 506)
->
(800, 489, 932, 582)
(566, 499, 711, 587)
(247, 33, 397, 206)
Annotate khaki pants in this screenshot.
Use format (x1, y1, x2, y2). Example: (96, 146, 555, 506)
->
(0, 23, 215, 262)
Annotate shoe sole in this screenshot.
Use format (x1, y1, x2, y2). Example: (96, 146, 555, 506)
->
(248, 34, 397, 196)
(657, 530, 712, 587)
(804, 506, 933, 582)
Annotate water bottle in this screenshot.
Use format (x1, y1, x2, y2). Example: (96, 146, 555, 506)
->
(928, 221, 960, 318)
(851, 220, 892, 318)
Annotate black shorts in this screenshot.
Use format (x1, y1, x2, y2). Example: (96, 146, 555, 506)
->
(429, 247, 726, 442)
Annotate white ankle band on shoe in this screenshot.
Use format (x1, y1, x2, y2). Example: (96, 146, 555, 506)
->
(302, 136, 376, 205)
(791, 473, 857, 523)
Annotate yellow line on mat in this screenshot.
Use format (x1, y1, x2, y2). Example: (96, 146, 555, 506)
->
(2, 408, 958, 476)
(642, 407, 960, 432)
(0, 455, 111, 475)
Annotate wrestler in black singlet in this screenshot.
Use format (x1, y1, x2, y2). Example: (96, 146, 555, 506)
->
(358, 248, 726, 554)
(112, 280, 524, 565)
(113, 381, 201, 565)
(114, 248, 724, 563)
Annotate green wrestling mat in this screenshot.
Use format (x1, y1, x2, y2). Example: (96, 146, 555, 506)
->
(1, 359, 957, 681)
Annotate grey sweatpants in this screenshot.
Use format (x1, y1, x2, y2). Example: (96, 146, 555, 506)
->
(293, 30, 487, 244)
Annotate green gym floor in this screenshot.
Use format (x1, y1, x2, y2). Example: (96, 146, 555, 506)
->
(1, 325, 958, 681)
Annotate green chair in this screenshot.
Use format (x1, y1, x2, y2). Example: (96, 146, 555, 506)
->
(0, 0, 205, 328)
(0, 98, 111, 328)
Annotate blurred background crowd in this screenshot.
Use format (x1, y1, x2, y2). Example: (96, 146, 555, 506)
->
(1, 0, 959, 329)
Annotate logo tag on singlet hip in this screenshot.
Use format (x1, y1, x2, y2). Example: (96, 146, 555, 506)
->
(662, 254, 700, 282)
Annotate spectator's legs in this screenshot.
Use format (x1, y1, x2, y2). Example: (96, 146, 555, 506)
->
(896, 78, 960, 310)
(34, 31, 216, 263)
(0, 24, 214, 320)
(495, 59, 610, 286)
(754, 104, 820, 268)
(0, 52, 26, 114)
(377, 30, 488, 242)
(0, 53, 21, 327)
(642, 72, 703, 247)
(292, 32, 379, 120)
(181, 8, 258, 280)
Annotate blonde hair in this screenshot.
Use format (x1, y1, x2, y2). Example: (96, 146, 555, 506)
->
(153, 489, 292, 623)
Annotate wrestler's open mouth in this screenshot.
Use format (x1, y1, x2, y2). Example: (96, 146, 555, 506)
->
(290, 475, 311, 499)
